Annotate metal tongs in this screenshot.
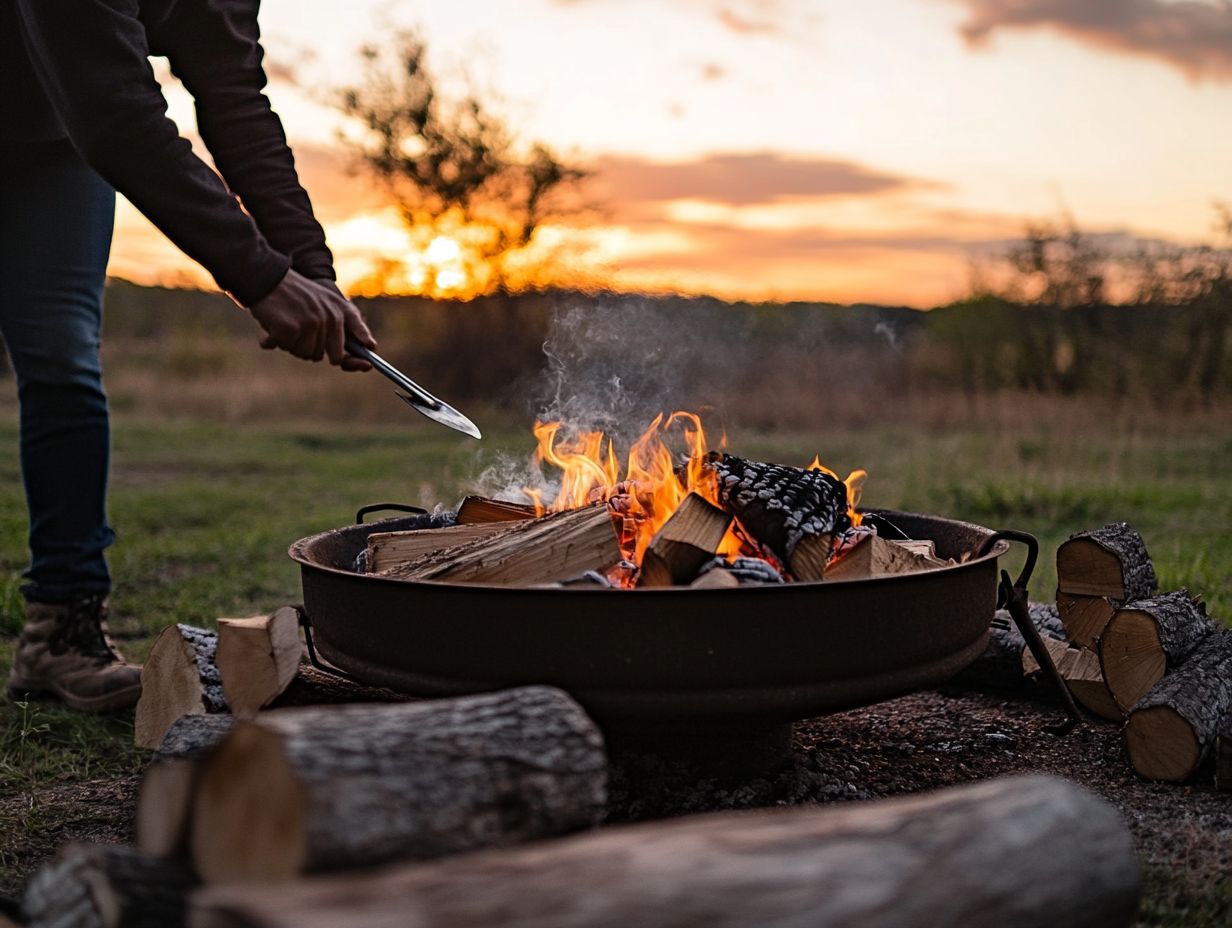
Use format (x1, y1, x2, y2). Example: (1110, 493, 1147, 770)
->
(346, 335, 482, 439)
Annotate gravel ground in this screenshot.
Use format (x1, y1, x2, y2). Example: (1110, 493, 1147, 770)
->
(4, 685, 1228, 925)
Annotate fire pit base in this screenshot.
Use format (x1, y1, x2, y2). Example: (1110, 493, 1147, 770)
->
(604, 720, 794, 782)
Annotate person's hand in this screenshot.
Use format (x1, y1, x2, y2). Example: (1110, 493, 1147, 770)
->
(248, 269, 376, 371)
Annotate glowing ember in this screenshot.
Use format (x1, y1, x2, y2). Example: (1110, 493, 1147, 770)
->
(523, 413, 866, 572)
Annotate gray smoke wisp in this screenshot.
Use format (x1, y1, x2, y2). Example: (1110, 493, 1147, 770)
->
(473, 296, 761, 501)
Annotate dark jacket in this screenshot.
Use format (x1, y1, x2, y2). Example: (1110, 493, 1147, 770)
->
(3, 0, 334, 306)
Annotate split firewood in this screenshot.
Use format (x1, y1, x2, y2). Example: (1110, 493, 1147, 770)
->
(189, 686, 607, 884)
(824, 535, 945, 582)
(1125, 630, 1232, 782)
(1216, 717, 1232, 792)
(637, 493, 732, 587)
(216, 607, 304, 718)
(381, 505, 621, 586)
(695, 556, 785, 586)
(365, 522, 513, 573)
(191, 774, 1139, 928)
(134, 625, 226, 750)
(1056, 523, 1156, 647)
(1099, 590, 1213, 712)
(455, 495, 537, 524)
(704, 453, 849, 582)
(689, 567, 742, 589)
(22, 844, 197, 928)
(1057, 522, 1157, 599)
(892, 538, 951, 565)
(1024, 637, 1122, 722)
(953, 602, 1065, 692)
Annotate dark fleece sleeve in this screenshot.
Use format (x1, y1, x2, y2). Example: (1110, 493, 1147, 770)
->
(14, 0, 290, 307)
(158, 0, 336, 282)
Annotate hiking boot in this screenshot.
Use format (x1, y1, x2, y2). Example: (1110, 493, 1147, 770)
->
(7, 595, 142, 713)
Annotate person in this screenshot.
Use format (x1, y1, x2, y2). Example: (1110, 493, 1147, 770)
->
(2, 0, 376, 712)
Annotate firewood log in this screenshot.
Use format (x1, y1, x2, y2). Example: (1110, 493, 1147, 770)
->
(22, 844, 197, 928)
(1023, 637, 1122, 722)
(1055, 592, 1117, 650)
(824, 535, 943, 582)
(216, 607, 304, 718)
(1099, 591, 1213, 712)
(381, 505, 621, 586)
(1216, 716, 1232, 792)
(1125, 630, 1232, 782)
(637, 493, 732, 587)
(689, 568, 742, 589)
(704, 453, 849, 582)
(455, 495, 537, 524)
(134, 625, 226, 750)
(1057, 522, 1157, 600)
(190, 774, 1139, 928)
(365, 522, 513, 573)
(188, 686, 607, 884)
(952, 602, 1065, 691)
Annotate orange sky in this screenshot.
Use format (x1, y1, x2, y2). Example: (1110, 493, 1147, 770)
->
(106, 0, 1232, 307)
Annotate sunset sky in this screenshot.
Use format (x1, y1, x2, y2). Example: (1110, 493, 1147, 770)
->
(108, 0, 1232, 307)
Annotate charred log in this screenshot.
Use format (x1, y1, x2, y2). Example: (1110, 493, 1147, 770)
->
(1100, 590, 1213, 712)
(704, 453, 849, 582)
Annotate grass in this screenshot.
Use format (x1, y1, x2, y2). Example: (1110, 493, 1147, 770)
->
(0, 397, 1229, 912)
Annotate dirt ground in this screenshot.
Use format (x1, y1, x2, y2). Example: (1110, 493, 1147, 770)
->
(3, 684, 1228, 926)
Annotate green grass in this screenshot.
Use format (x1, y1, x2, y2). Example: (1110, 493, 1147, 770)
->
(0, 405, 1229, 908)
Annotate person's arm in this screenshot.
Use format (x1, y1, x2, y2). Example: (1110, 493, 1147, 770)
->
(157, 0, 336, 282)
(14, 0, 287, 307)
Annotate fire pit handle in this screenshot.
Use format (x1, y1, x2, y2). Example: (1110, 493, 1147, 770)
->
(355, 503, 428, 524)
(976, 529, 1038, 602)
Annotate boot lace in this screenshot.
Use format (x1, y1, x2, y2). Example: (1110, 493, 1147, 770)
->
(55, 595, 122, 665)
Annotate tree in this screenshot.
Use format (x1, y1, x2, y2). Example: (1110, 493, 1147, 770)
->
(337, 33, 589, 298)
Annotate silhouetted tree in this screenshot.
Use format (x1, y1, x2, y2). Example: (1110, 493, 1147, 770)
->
(337, 32, 588, 297)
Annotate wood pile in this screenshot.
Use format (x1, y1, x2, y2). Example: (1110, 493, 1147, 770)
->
(360, 455, 953, 589)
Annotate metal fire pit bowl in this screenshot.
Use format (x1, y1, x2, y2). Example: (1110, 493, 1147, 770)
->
(290, 508, 1032, 736)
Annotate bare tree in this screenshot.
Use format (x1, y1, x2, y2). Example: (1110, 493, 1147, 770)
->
(338, 32, 589, 297)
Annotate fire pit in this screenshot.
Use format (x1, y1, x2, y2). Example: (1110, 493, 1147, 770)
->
(290, 508, 1029, 731)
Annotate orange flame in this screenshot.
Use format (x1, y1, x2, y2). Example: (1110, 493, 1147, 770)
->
(526, 414, 865, 566)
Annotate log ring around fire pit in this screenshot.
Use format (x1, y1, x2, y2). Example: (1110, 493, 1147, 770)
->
(290, 509, 1018, 729)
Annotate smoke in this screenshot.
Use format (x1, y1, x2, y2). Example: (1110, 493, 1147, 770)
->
(873, 320, 902, 354)
(472, 295, 760, 500)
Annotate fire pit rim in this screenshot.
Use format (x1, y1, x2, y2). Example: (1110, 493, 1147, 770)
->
(287, 507, 1010, 591)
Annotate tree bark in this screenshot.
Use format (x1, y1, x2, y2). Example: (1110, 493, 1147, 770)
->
(189, 686, 607, 884)
(1099, 590, 1213, 712)
(1056, 522, 1156, 601)
(191, 774, 1140, 928)
(135, 625, 226, 750)
(1216, 716, 1232, 792)
(704, 453, 849, 581)
(22, 844, 196, 928)
(1125, 630, 1232, 782)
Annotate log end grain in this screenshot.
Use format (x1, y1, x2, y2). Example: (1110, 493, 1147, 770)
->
(1056, 522, 1156, 600)
(1125, 705, 1202, 782)
(1056, 591, 1115, 650)
(1100, 609, 1166, 712)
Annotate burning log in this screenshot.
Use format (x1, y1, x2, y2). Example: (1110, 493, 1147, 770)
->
(134, 625, 226, 750)
(1056, 523, 1157, 647)
(1124, 630, 1232, 782)
(1023, 637, 1123, 722)
(190, 775, 1139, 928)
(704, 453, 849, 582)
(1099, 591, 1213, 713)
(637, 493, 732, 587)
(378, 504, 621, 586)
(365, 522, 513, 573)
(22, 844, 197, 928)
(1099, 590, 1213, 714)
(455, 495, 537, 524)
(188, 687, 607, 884)
(824, 535, 947, 582)
(215, 607, 303, 717)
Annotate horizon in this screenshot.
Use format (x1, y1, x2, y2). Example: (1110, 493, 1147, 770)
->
(105, 0, 1232, 308)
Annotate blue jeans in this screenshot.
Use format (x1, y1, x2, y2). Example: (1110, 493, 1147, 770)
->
(0, 140, 116, 604)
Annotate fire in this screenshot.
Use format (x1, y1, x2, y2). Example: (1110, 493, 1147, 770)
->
(525, 413, 866, 568)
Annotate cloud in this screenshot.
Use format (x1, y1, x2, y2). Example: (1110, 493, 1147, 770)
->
(953, 0, 1232, 82)
(591, 152, 930, 207)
